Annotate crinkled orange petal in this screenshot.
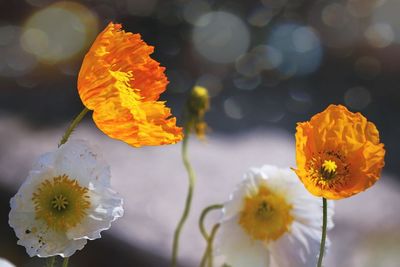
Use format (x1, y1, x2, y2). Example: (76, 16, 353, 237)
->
(77, 22, 182, 147)
(295, 104, 385, 199)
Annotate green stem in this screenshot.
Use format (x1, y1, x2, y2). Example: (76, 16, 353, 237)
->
(46, 256, 56, 267)
(317, 198, 328, 267)
(62, 257, 69, 267)
(199, 223, 220, 267)
(171, 126, 195, 267)
(58, 107, 90, 147)
(199, 204, 223, 240)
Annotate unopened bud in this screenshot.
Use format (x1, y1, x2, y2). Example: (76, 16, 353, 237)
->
(185, 86, 210, 139)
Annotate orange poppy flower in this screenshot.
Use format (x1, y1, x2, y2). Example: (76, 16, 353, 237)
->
(294, 104, 385, 199)
(77, 22, 183, 147)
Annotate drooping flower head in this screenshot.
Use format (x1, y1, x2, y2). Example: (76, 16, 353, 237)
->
(78, 22, 183, 147)
(294, 104, 385, 199)
(9, 140, 123, 257)
(216, 165, 333, 267)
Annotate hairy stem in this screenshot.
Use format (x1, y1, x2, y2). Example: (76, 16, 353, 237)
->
(59, 107, 89, 147)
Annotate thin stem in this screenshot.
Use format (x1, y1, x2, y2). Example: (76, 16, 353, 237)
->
(59, 107, 90, 147)
(46, 256, 56, 267)
(199, 204, 223, 240)
(200, 223, 220, 267)
(62, 257, 69, 267)
(171, 126, 195, 267)
(317, 198, 328, 267)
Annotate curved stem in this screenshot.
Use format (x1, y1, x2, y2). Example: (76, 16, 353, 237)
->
(59, 107, 89, 147)
(207, 224, 220, 267)
(317, 198, 328, 267)
(62, 257, 69, 267)
(200, 223, 220, 267)
(171, 126, 195, 267)
(199, 204, 223, 240)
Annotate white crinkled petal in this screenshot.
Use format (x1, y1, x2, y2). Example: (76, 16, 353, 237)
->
(67, 186, 123, 240)
(8, 139, 123, 257)
(53, 139, 111, 187)
(216, 217, 270, 267)
(217, 164, 335, 267)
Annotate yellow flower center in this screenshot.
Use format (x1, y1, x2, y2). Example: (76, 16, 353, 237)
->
(321, 159, 337, 179)
(51, 195, 69, 211)
(32, 175, 90, 232)
(238, 185, 293, 242)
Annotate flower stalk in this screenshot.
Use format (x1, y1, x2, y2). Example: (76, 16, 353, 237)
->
(59, 107, 89, 147)
(199, 204, 223, 267)
(317, 198, 328, 267)
(171, 125, 195, 267)
(171, 86, 210, 267)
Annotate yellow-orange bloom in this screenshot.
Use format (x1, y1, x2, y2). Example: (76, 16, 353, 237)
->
(294, 104, 385, 200)
(78, 22, 183, 147)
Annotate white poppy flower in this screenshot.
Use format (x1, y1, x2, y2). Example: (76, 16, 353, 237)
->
(9, 139, 123, 258)
(216, 165, 334, 267)
(0, 258, 15, 267)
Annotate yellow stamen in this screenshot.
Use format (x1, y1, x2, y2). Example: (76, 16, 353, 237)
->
(32, 175, 90, 232)
(321, 160, 337, 180)
(51, 195, 69, 211)
(239, 185, 293, 242)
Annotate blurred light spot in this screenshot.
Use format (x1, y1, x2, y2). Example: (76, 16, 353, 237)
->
(223, 97, 243, 119)
(286, 88, 312, 113)
(235, 45, 282, 77)
(292, 27, 319, 53)
(373, 0, 400, 44)
(322, 3, 348, 29)
(365, 23, 394, 48)
(262, 98, 285, 122)
(354, 56, 381, 79)
(312, 2, 361, 48)
(233, 74, 261, 90)
(196, 74, 223, 97)
(247, 6, 273, 27)
(346, 0, 381, 18)
(21, 2, 98, 64)
(166, 69, 192, 93)
(0, 25, 38, 77)
(183, 0, 211, 26)
(344, 87, 371, 110)
(0, 25, 19, 46)
(0, 46, 37, 77)
(267, 23, 322, 76)
(193, 11, 250, 63)
(126, 0, 158, 17)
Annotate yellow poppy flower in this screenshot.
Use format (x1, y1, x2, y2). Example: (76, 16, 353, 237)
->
(77, 22, 183, 147)
(294, 104, 385, 199)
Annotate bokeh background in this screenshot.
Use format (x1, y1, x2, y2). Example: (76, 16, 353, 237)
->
(1, 0, 400, 266)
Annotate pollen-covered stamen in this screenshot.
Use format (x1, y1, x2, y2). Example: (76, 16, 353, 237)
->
(51, 195, 69, 211)
(321, 160, 337, 180)
(256, 201, 273, 219)
(239, 185, 293, 242)
(32, 174, 90, 232)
